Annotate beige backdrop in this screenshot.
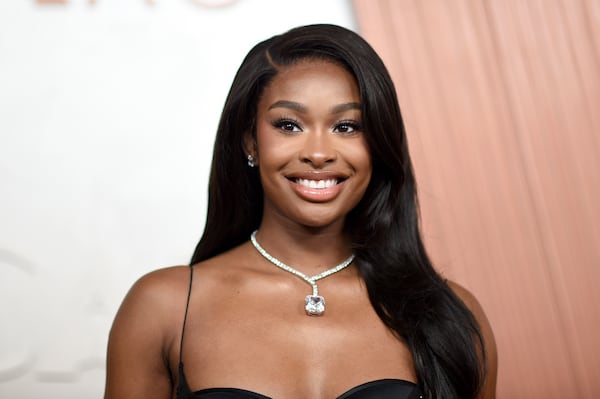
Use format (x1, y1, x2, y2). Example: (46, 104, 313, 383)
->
(353, 1, 600, 398)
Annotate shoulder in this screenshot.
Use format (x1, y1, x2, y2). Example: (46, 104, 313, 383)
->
(108, 265, 192, 353)
(119, 266, 192, 320)
(126, 265, 192, 304)
(446, 280, 485, 319)
(447, 280, 498, 399)
(446, 279, 495, 349)
(105, 266, 193, 398)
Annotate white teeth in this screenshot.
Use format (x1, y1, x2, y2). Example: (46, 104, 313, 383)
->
(296, 179, 338, 189)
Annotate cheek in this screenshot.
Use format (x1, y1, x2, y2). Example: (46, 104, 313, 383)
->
(353, 145, 373, 197)
(348, 139, 372, 176)
(255, 126, 290, 165)
(343, 144, 372, 202)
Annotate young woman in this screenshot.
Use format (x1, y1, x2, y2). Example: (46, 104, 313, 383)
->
(105, 24, 497, 399)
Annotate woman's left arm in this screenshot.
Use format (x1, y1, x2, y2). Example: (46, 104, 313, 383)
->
(448, 281, 498, 399)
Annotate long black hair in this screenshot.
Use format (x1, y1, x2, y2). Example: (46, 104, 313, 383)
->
(191, 24, 485, 399)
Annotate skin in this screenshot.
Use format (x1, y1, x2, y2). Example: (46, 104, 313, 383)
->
(105, 60, 497, 399)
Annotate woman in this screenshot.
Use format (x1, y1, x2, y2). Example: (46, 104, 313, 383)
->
(105, 24, 497, 399)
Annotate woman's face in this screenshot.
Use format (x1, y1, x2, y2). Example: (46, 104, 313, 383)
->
(252, 59, 372, 230)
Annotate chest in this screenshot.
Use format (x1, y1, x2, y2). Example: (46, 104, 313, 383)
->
(173, 281, 417, 398)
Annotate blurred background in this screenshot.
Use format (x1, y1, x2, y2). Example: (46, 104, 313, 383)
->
(0, 1, 598, 398)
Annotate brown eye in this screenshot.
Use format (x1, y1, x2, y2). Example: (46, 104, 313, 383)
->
(272, 119, 302, 133)
(334, 121, 361, 134)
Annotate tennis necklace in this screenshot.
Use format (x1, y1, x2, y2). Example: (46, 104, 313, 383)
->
(250, 230, 355, 316)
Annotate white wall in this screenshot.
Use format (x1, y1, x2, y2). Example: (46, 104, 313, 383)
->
(0, 1, 356, 397)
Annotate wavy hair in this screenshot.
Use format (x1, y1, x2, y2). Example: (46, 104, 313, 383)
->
(190, 24, 485, 399)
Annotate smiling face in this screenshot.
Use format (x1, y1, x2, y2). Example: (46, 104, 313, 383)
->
(251, 59, 372, 230)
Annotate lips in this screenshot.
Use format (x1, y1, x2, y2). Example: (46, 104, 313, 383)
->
(285, 171, 348, 202)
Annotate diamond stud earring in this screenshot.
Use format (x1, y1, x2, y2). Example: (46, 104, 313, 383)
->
(247, 154, 256, 167)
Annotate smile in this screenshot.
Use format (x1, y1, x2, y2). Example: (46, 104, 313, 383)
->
(294, 178, 338, 189)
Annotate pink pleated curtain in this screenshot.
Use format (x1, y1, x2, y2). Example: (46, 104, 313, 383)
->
(352, 1, 600, 398)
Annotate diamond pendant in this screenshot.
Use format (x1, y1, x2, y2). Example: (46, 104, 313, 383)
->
(305, 295, 325, 316)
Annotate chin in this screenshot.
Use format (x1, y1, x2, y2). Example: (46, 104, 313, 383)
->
(294, 212, 346, 230)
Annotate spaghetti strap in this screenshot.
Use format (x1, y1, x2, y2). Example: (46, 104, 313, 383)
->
(179, 265, 194, 365)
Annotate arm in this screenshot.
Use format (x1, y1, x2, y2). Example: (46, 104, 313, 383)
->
(448, 281, 498, 399)
(105, 267, 188, 399)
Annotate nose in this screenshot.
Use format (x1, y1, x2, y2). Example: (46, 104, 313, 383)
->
(299, 130, 337, 167)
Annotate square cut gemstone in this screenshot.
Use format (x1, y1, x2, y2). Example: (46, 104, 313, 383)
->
(305, 295, 325, 316)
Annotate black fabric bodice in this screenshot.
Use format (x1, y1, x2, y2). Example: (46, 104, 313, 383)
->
(177, 363, 422, 399)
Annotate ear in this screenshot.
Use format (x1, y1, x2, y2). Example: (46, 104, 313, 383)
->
(243, 131, 258, 164)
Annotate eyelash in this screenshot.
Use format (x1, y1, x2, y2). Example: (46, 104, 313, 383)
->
(271, 117, 302, 133)
(334, 120, 362, 134)
(270, 118, 362, 135)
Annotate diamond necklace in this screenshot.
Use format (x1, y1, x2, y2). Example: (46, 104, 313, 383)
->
(250, 230, 355, 316)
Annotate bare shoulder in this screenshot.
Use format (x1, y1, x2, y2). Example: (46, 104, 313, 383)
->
(447, 280, 498, 399)
(113, 266, 192, 332)
(126, 265, 192, 306)
(105, 265, 192, 399)
(447, 280, 485, 318)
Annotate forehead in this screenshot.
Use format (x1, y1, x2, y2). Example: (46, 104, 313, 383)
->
(259, 59, 360, 105)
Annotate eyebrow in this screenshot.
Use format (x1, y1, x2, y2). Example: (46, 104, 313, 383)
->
(330, 102, 361, 114)
(268, 100, 307, 113)
(267, 100, 361, 114)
